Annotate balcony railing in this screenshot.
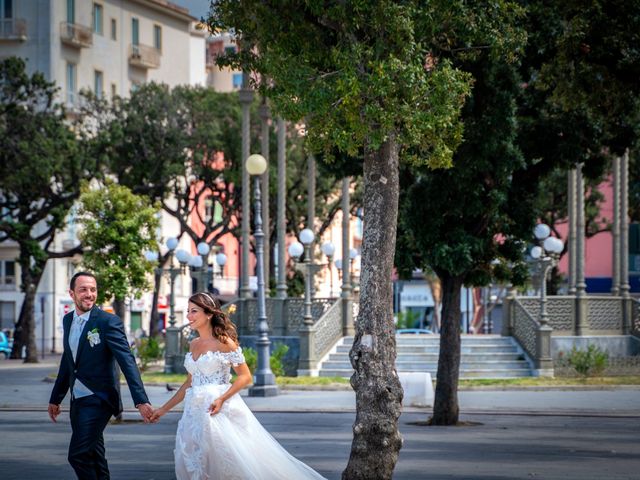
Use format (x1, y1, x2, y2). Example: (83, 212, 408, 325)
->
(0, 18, 27, 41)
(60, 22, 92, 48)
(129, 44, 160, 69)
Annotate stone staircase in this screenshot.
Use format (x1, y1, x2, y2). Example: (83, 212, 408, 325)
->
(318, 335, 533, 379)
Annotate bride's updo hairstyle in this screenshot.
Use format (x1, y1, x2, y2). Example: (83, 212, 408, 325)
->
(189, 292, 238, 344)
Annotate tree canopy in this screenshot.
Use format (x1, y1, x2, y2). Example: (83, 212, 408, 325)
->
(0, 57, 92, 361)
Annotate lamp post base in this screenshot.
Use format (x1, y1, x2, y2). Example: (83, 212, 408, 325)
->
(248, 384, 279, 397)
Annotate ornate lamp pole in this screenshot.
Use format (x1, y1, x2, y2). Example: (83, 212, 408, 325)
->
(530, 224, 564, 327)
(246, 153, 278, 397)
(212, 252, 227, 293)
(299, 228, 315, 325)
(146, 237, 190, 373)
(196, 242, 211, 292)
(321, 241, 335, 297)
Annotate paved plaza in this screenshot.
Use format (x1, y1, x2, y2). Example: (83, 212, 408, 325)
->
(0, 357, 639, 479)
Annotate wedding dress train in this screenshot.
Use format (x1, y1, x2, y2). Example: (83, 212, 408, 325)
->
(175, 348, 327, 480)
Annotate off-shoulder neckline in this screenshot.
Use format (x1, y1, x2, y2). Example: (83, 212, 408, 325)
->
(188, 347, 242, 363)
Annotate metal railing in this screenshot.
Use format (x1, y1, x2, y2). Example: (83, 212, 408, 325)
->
(0, 18, 27, 40)
(60, 22, 92, 48)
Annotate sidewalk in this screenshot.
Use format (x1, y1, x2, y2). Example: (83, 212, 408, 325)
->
(1, 355, 639, 416)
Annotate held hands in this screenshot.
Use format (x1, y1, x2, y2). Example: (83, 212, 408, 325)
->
(136, 403, 154, 423)
(208, 397, 224, 416)
(150, 407, 167, 423)
(48, 403, 61, 423)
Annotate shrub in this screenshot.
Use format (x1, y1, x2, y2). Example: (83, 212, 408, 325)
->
(136, 336, 164, 371)
(242, 343, 290, 377)
(566, 344, 609, 377)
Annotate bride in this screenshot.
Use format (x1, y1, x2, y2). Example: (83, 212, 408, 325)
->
(151, 292, 326, 480)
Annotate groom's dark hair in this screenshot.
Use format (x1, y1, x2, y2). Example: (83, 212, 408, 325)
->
(70, 271, 97, 290)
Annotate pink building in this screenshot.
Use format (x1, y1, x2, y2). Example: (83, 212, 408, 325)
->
(556, 176, 640, 293)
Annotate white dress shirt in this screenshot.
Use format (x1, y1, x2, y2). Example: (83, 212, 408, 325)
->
(68, 309, 94, 400)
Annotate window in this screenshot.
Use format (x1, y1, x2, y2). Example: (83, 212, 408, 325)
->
(153, 24, 162, 51)
(110, 18, 116, 40)
(94, 70, 103, 99)
(0, 260, 15, 288)
(66, 0, 74, 23)
(92, 3, 103, 35)
(224, 45, 236, 55)
(66, 62, 76, 106)
(111, 83, 117, 98)
(232, 73, 243, 90)
(0, 0, 12, 19)
(0, 301, 15, 329)
(131, 17, 139, 45)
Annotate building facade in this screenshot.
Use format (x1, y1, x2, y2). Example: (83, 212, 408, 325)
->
(0, 0, 206, 353)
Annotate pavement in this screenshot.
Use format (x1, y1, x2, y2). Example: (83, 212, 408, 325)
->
(1, 355, 639, 479)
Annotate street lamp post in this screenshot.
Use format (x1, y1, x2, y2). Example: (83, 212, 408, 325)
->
(299, 228, 315, 326)
(349, 248, 359, 291)
(246, 154, 278, 397)
(196, 242, 211, 292)
(530, 224, 564, 327)
(321, 241, 335, 297)
(213, 252, 227, 293)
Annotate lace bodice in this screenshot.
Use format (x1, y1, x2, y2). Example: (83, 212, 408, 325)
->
(184, 348, 245, 387)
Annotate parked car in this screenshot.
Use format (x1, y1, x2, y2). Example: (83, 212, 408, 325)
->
(0, 331, 13, 359)
(396, 328, 433, 335)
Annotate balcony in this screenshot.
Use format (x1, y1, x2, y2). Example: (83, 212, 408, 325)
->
(0, 18, 27, 42)
(128, 44, 160, 69)
(60, 22, 92, 48)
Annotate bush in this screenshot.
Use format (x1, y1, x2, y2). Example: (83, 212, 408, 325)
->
(396, 310, 420, 329)
(136, 336, 164, 371)
(242, 343, 290, 377)
(566, 344, 609, 377)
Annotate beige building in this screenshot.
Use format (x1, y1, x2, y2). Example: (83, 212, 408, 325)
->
(0, 0, 207, 353)
(206, 32, 242, 92)
(0, 0, 206, 104)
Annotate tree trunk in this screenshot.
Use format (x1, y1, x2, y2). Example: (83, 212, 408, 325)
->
(430, 272, 464, 425)
(12, 253, 41, 363)
(149, 268, 162, 337)
(343, 135, 403, 480)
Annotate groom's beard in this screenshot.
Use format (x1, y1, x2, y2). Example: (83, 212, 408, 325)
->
(75, 298, 95, 314)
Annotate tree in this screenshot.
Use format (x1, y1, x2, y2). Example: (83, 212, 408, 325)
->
(90, 83, 247, 335)
(77, 181, 159, 321)
(209, 2, 522, 477)
(0, 57, 91, 362)
(534, 0, 640, 157)
(397, 58, 530, 426)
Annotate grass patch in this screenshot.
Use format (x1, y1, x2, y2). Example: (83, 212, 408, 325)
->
(139, 373, 350, 387)
(458, 376, 640, 387)
(277, 376, 350, 386)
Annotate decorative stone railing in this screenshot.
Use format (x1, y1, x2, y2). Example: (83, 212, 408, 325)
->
(504, 293, 638, 377)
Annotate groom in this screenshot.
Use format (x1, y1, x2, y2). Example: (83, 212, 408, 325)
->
(48, 272, 153, 479)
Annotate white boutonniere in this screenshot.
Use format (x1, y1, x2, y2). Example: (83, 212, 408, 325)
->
(87, 328, 101, 347)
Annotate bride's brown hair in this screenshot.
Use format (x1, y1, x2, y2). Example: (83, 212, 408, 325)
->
(189, 292, 238, 344)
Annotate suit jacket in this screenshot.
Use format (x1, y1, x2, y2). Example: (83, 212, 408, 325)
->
(49, 306, 149, 416)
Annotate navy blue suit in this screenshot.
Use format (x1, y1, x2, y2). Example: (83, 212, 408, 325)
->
(50, 307, 149, 479)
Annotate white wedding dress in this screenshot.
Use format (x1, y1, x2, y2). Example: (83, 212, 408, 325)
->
(175, 347, 327, 480)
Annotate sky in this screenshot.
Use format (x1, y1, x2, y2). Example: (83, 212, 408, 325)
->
(172, 0, 210, 21)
